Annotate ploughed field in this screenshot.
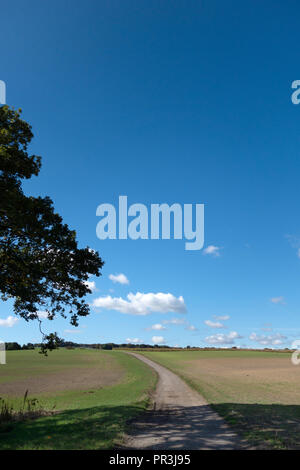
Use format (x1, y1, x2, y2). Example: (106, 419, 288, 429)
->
(140, 350, 300, 449)
(0, 348, 124, 396)
(0, 349, 156, 449)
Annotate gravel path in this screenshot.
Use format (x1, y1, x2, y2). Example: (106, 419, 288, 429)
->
(123, 352, 250, 450)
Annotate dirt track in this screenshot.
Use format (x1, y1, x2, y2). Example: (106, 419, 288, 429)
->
(124, 353, 250, 450)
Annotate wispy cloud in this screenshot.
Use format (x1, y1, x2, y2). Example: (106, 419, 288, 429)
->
(270, 296, 285, 305)
(249, 332, 286, 346)
(162, 317, 197, 331)
(163, 318, 186, 325)
(64, 328, 83, 335)
(0, 316, 19, 327)
(214, 315, 230, 321)
(92, 292, 186, 316)
(203, 245, 221, 257)
(286, 234, 300, 258)
(185, 324, 198, 331)
(108, 273, 129, 285)
(205, 331, 242, 345)
(205, 320, 225, 329)
(146, 323, 167, 331)
(261, 322, 272, 332)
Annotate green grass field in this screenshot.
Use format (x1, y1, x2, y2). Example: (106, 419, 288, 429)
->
(0, 349, 156, 450)
(140, 350, 300, 449)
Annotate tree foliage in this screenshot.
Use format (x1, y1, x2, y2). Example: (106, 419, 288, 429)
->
(0, 106, 104, 351)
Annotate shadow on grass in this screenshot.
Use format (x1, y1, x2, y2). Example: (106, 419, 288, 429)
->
(213, 403, 300, 449)
(123, 403, 300, 450)
(0, 404, 145, 450)
(1, 402, 300, 450)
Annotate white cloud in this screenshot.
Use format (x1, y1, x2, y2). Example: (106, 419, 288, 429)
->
(36, 310, 49, 319)
(161, 317, 196, 331)
(185, 324, 198, 331)
(92, 292, 186, 316)
(152, 336, 165, 344)
(214, 315, 230, 321)
(205, 320, 225, 329)
(249, 332, 286, 346)
(84, 280, 96, 292)
(270, 296, 285, 305)
(126, 338, 143, 344)
(163, 318, 186, 325)
(203, 245, 221, 257)
(147, 323, 166, 331)
(0, 316, 19, 327)
(64, 328, 82, 334)
(205, 331, 242, 345)
(108, 273, 129, 285)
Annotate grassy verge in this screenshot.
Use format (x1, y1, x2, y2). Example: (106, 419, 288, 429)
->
(139, 350, 300, 449)
(0, 350, 156, 449)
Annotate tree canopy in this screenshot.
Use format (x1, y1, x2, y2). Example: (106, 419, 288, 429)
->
(0, 106, 104, 351)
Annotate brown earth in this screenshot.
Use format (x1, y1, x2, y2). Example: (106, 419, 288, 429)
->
(178, 357, 300, 404)
(0, 366, 124, 396)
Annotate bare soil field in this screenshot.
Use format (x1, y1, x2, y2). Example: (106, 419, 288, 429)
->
(140, 350, 300, 449)
(0, 365, 123, 395)
(0, 349, 124, 396)
(179, 356, 300, 405)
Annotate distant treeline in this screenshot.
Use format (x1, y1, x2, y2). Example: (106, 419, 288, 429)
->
(60, 341, 176, 350)
(4, 341, 292, 352)
(3, 341, 174, 351)
(5, 342, 35, 351)
(4, 341, 176, 351)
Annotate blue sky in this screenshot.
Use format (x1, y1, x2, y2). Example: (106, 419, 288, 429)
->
(1, 0, 300, 348)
